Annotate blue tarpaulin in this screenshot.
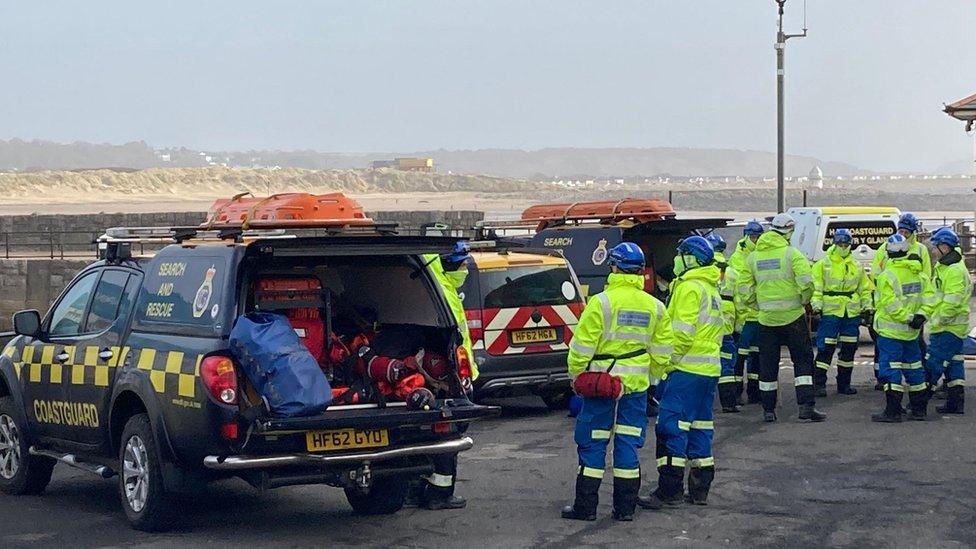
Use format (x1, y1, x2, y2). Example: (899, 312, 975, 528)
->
(230, 312, 332, 417)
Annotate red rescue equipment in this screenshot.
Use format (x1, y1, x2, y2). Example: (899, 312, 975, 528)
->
(203, 192, 374, 230)
(521, 198, 676, 230)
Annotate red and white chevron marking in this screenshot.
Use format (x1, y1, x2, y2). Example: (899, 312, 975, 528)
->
(473, 303, 583, 355)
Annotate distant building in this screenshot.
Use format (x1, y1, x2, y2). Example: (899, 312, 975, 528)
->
(370, 157, 434, 172)
(808, 165, 823, 189)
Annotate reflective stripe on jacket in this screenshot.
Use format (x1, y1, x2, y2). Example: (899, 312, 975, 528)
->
(872, 257, 935, 341)
(729, 237, 758, 329)
(424, 254, 478, 380)
(667, 265, 723, 378)
(930, 250, 972, 338)
(738, 231, 813, 327)
(715, 251, 737, 335)
(567, 273, 674, 393)
(811, 245, 872, 317)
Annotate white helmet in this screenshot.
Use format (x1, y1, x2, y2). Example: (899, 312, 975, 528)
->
(886, 233, 910, 255)
(770, 213, 796, 234)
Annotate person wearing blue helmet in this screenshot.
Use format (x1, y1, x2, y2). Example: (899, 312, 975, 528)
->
(562, 242, 673, 522)
(729, 220, 765, 404)
(707, 232, 740, 413)
(810, 228, 872, 396)
(923, 227, 971, 415)
(639, 235, 722, 509)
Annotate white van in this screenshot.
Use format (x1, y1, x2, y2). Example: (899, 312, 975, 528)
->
(788, 207, 900, 274)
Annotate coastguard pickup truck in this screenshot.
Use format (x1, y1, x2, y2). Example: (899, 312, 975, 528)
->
(0, 193, 496, 531)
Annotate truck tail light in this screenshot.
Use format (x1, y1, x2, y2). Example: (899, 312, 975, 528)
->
(465, 310, 483, 343)
(456, 346, 473, 380)
(220, 422, 239, 440)
(201, 356, 238, 405)
(432, 422, 452, 434)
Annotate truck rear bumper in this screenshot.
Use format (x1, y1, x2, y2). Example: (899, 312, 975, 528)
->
(203, 436, 473, 471)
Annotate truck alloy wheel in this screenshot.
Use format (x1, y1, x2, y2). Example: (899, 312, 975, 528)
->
(0, 414, 21, 480)
(122, 435, 150, 513)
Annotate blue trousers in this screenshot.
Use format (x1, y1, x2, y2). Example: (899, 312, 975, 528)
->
(877, 335, 926, 393)
(656, 370, 717, 469)
(718, 334, 738, 383)
(737, 321, 760, 391)
(925, 331, 966, 387)
(575, 391, 647, 480)
(815, 314, 860, 386)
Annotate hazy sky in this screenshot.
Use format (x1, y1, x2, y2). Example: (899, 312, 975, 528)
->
(1, 1, 973, 172)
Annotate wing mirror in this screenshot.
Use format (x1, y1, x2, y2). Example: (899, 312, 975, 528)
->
(12, 310, 42, 338)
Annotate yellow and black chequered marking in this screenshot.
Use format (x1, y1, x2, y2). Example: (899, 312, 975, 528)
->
(7, 344, 202, 399)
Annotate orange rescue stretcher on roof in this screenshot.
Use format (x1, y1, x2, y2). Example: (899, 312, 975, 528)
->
(202, 192, 375, 230)
(520, 198, 676, 230)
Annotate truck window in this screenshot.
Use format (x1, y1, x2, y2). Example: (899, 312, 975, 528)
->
(823, 221, 897, 251)
(480, 265, 578, 309)
(48, 272, 99, 337)
(85, 270, 132, 333)
(135, 257, 225, 327)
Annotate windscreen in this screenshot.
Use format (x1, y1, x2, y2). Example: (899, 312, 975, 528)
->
(480, 265, 579, 309)
(823, 220, 896, 251)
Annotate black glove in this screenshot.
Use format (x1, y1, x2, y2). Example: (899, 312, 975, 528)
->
(860, 310, 873, 323)
(908, 314, 926, 329)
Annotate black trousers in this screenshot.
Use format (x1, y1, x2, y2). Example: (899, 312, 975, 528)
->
(758, 316, 815, 412)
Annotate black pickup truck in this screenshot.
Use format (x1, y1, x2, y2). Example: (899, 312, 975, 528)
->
(0, 228, 496, 531)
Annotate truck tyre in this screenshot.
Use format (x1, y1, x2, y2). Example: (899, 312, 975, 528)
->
(0, 397, 55, 496)
(344, 475, 408, 515)
(541, 390, 572, 411)
(118, 413, 177, 531)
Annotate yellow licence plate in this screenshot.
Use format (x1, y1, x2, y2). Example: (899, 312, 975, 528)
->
(511, 327, 558, 345)
(305, 429, 389, 452)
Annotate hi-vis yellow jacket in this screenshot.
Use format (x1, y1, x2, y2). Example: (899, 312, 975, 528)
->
(425, 254, 478, 380)
(811, 245, 872, 318)
(728, 236, 758, 329)
(873, 256, 935, 341)
(872, 234, 931, 276)
(666, 265, 723, 378)
(715, 251, 737, 335)
(568, 273, 674, 393)
(930, 250, 972, 338)
(737, 231, 813, 327)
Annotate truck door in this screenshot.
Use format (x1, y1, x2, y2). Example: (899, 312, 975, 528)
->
(57, 268, 141, 446)
(22, 270, 99, 440)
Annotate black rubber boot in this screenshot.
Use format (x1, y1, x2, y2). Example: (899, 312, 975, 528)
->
(798, 403, 827, 422)
(907, 388, 930, 421)
(763, 410, 777, 422)
(686, 466, 714, 505)
(638, 464, 684, 510)
(562, 473, 600, 521)
(426, 495, 467, 510)
(936, 386, 965, 415)
(718, 383, 740, 413)
(872, 390, 904, 423)
(612, 476, 640, 521)
(933, 381, 948, 401)
(814, 385, 828, 398)
(836, 367, 857, 395)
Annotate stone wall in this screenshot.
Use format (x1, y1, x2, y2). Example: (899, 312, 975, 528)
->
(0, 259, 91, 331)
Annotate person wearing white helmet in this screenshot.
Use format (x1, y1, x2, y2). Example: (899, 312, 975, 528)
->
(737, 213, 826, 422)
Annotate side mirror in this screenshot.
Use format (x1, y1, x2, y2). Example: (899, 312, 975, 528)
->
(12, 310, 42, 339)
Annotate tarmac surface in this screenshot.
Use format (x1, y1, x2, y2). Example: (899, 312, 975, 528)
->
(0, 348, 974, 548)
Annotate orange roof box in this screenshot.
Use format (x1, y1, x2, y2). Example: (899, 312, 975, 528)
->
(203, 192, 374, 230)
(521, 198, 675, 230)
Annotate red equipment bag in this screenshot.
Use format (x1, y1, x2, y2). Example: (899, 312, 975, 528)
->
(572, 349, 647, 400)
(253, 277, 326, 362)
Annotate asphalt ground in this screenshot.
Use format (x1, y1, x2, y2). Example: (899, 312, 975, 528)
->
(1, 345, 974, 548)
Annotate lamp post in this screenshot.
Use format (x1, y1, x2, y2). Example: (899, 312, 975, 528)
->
(775, 0, 807, 213)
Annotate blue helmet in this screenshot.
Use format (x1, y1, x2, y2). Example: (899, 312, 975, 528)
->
(677, 235, 715, 266)
(897, 213, 919, 233)
(886, 233, 910, 256)
(930, 227, 959, 248)
(705, 232, 727, 252)
(833, 228, 853, 245)
(608, 242, 645, 273)
(445, 241, 470, 264)
(744, 220, 765, 236)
